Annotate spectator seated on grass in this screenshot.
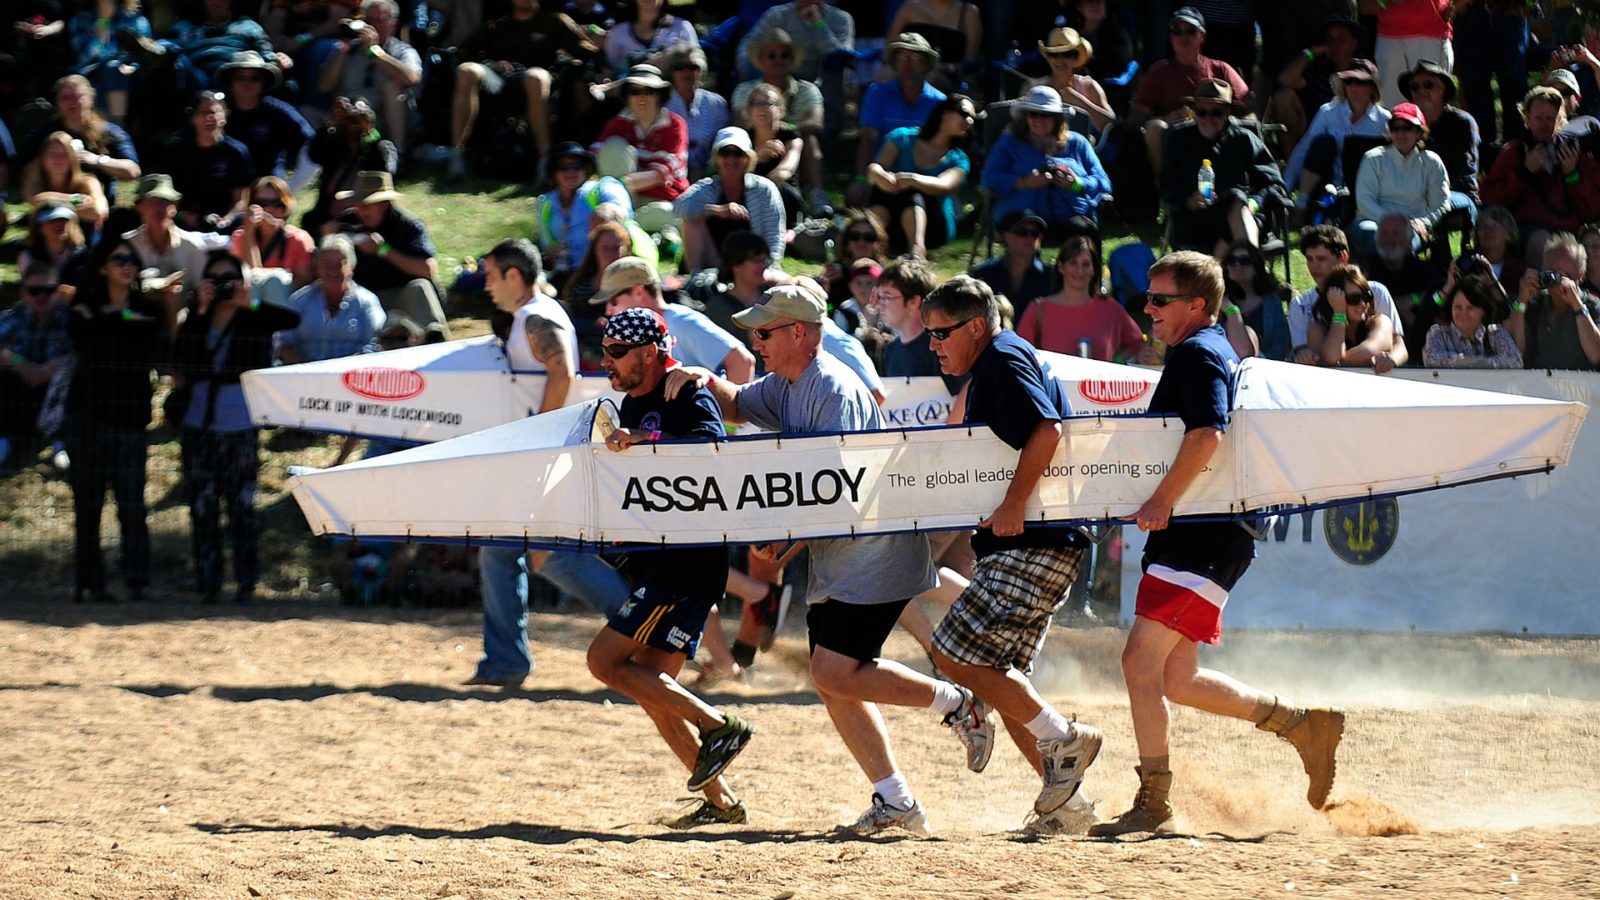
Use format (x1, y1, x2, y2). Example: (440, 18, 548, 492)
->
(561, 221, 632, 368)
(604, 0, 700, 74)
(664, 45, 729, 179)
(1422, 268, 1522, 369)
(969, 211, 1052, 325)
(734, 0, 854, 132)
(446, 0, 598, 179)
(316, 0, 421, 154)
(981, 86, 1109, 236)
(1289, 224, 1409, 369)
(1268, 15, 1362, 152)
(1015, 234, 1145, 363)
(278, 234, 385, 364)
(849, 33, 946, 209)
(162, 90, 254, 233)
(817, 210, 889, 315)
(0, 263, 72, 472)
(534, 142, 632, 280)
(591, 64, 689, 224)
(1349, 102, 1449, 261)
(865, 94, 974, 260)
(732, 27, 830, 215)
(17, 202, 88, 282)
(1397, 59, 1480, 219)
(742, 84, 804, 227)
(1159, 78, 1287, 258)
(1024, 27, 1114, 134)
(1480, 86, 1600, 258)
(674, 127, 785, 273)
(232, 176, 317, 291)
(124, 173, 210, 297)
(1357, 213, 1447, 363)
(218, 51, 315, 190)
(1282, 59, 1390, 217)
(1302, 264, 1402, 372)
(1128, 7, 1251, 176)
(303, 97, 397, 237)
(21, 130, 109, 235)
(20, 75, 142, 200)
(1505, 231, 1600, 372)
(885, 0, 982, 95)
(1221, 240, 1294, 361)
(333, 170, 450, 341)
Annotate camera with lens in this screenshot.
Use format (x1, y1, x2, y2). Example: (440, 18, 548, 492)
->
(337, 18, 365, 39)
(1456, 253, 1489, 278)
(213, 280, 237, 301)
(1539, 269, 1562, 289)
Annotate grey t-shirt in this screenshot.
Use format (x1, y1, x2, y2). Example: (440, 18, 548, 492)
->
(736, 352, 936, 606)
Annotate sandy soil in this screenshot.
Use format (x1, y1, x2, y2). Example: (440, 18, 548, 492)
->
(2, 599, 1598, 899)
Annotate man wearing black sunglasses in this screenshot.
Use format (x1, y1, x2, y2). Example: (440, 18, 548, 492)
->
(920, 274, 1104, 836)
(1160, 78, 1286, 258)
(1093, 251, 1344, 836)
(971, 211, 1053, 321)
(589, 307, 757, 830)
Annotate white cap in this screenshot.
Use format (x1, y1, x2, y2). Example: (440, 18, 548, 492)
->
(712, 126, 755, 156)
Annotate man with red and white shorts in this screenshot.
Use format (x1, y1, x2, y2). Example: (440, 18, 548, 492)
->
(1091, 251, 1345, 837)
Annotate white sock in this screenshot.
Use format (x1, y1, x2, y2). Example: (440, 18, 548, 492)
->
(872, 772, 914, 809)
(1024, 706, 1074, 742)
(928, 681, 964, 716)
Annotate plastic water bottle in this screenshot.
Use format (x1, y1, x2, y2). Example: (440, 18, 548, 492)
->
(1198, 158, 1215, 203)
(1078, 337, 1092, 358)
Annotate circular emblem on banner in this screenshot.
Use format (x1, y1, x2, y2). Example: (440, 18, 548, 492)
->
(915, 399, 947, 425)
(1322, 498, 1400, 565)
(342, 367, 426, 401)
(1078, 379, 1152, 406)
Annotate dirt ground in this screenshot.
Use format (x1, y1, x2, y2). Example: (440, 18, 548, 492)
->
(2, 600, 1598, 899)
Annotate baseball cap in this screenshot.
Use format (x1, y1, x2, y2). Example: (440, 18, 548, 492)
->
(732, 284, 826, 329)
(713, 126, 755, 156)
(1545, 68, 1581, 99)
(589, 256, 660, 305)
(1170, 7, 1206, 31)
(1390, 102, 1425, 128)
(34, 202, 77, 225)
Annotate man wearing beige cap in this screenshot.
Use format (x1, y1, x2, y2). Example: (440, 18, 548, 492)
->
(592, 257, 755, 383)
(664, 284, 994, 837)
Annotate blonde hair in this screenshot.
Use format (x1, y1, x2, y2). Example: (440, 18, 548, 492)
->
(23, 131, 89, 197)
(746, 83, 787, 121)
(1148, 250, 1225, 316)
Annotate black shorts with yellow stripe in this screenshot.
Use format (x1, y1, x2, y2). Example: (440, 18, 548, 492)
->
(605, 581, 720, 657)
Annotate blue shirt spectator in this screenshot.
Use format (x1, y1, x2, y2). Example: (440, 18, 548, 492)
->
(278, 238, 386, 363)
(981, 126, 1109, 226)
(859, 79, 946, 155)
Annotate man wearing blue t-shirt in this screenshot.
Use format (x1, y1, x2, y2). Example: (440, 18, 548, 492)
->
(921, 274, 1105, 835)
(586, 308, 756, 830)
(1092, 251, 1345, 836)
(665, 284, 989, 838)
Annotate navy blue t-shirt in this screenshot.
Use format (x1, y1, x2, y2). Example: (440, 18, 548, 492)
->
(884, 329, 968, 395)
(337, 206, 436, 291)
(226, 97, 315, 178)
(164, 133, 255, 219)
(616, 371, 730, 594)
(964, 329, 1085, 558)
(1143, 323, 1257, 565)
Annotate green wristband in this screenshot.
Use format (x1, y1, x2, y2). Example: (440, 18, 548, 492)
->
(1303, 48, 1315, 62)
(377, 242, 392, 257)
(1432, 290, 1445, 307)
(1566, 169, 1582, 185)
(1513, 301, 1528, 314)
(1223, 304, 1241, 317)
(1330, 312, 1348, 325)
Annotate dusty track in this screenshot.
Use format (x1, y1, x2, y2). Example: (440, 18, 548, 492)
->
(2, 602, 1597, 898)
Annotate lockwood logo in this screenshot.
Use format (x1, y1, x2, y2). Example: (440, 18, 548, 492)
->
(1078, 379, 1152, 406)
(343, 368, 426, 401)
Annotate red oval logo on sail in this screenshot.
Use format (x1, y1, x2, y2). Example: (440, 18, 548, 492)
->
(342, 367, 425, 401)
(1078, 379, 1151, 406)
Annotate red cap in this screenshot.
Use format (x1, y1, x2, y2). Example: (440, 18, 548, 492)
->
(1390, 102, 1425, 128)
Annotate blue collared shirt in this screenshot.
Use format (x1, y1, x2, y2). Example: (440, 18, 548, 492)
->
(280, 281, 385, 361)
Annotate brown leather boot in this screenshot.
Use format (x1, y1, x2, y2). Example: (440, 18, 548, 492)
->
(1087, 766, 1175, 837)
(1257, 697, 1345, 810)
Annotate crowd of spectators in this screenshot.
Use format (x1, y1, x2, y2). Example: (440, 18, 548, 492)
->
(4, 0, 1600, 612)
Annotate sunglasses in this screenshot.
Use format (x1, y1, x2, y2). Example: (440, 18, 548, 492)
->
(208, 275, 241, 284)
(1010, 227, 1043, 238)
(1194, 107, 1229, 119)
(555, 162, 587, 172)
(846, 230, 878, 242)
(1390, 121, 1420, 132)
(1409, 80, 1440, 91)
(1344, 295, 1371, 305)
(1145, 291, 1197, 308)
(672, 63, 701, 72)
(1026, 111, 1060, 120)
(1170, 25, 1200, 36)
(762, 51, 794, 61)
(602, 341, 652, 359)
(107, 253, 140, 266)
(231, 73, 267, 83)
(1226, 255, 1254, 266)
(623, 88, 658, 98)
(25, 285, 58, 297)
(751, 323, 794, 341)
(252, 197, 286, 209)
(926, 316, 976, 341)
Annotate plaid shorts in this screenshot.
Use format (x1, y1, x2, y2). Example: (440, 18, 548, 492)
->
(932, 547, 1086, 671)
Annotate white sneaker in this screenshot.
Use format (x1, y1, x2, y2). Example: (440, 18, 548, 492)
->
(1035, 723, 1103, 814)
(943, 687, 994, 773)
(842, 793, 931, 837)
(1022, 792, 1098, 836)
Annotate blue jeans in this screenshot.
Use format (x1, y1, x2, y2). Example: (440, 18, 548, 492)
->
(473, 548, 629, 680)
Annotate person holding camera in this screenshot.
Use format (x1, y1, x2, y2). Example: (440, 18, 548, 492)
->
(981, 86, 1109, 235)
(1480, 86, 1600, 256)
(316, 0, 421, 153)
(302, 97, 398, 237)
(171, 249, 300, 604)
(1422, 266, 1521, 369)
(1505, 231, 1600, 371)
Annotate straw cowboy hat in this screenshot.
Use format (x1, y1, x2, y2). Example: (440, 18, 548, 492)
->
(1039, 27, 1093, 67)
(885, 32, 940, 68)
(217, 49, 282, 92)
(335, 170, 402, 204)
(1183, 77, 1248, 114)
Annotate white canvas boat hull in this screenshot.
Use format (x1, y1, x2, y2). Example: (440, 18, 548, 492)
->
(241, 337, 1158, 441)
(286, 358, 1586, 548)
